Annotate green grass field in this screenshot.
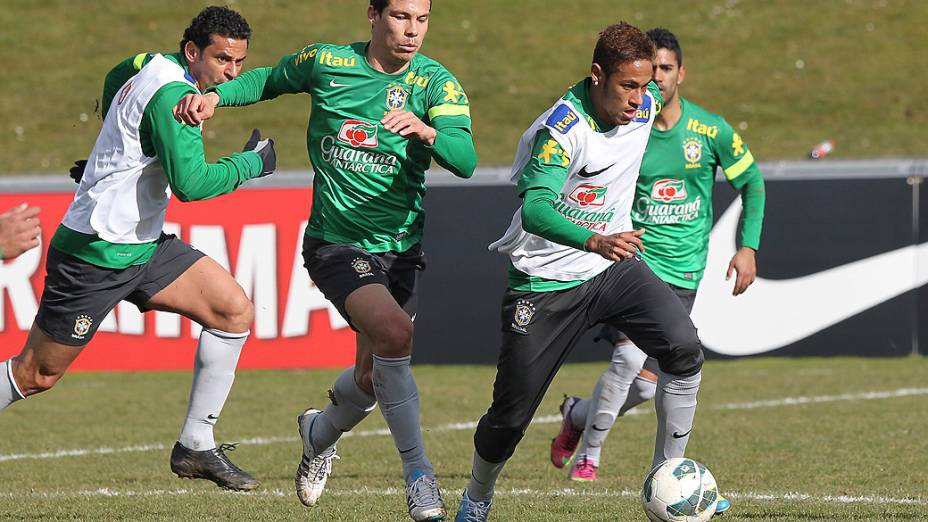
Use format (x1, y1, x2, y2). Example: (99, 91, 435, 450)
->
(1, 357, 927, 520)
(1, 0, 926, 175)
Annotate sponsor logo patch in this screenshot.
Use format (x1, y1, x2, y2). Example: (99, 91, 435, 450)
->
(117, 82, 133, 105)
(567, 184, 607, 207)
(632, 96, 652, 123)
(546, 104, 580, 134)
(337, 120, 379, 148)
(732, 132, 745, 156)
(686, 118, 719, 138)
(651, 179, 688, 203)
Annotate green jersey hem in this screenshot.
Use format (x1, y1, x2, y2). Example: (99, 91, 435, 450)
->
(507, 264, 587, 292)
(50, 225, 157, 269)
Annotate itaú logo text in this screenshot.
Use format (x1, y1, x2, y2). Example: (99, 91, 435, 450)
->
(0, 222, 350, 339)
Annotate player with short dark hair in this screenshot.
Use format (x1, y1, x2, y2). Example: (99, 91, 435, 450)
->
(173, 0, 475, 519)
(548, 26, 766, 516)
(0, 5, 276, 491)
(454, 22, 707, 521)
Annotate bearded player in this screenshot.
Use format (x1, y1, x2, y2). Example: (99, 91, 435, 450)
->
(454, 23, 710, 521)
(548, 27, 766, 516)
(174, 0, 475, 519)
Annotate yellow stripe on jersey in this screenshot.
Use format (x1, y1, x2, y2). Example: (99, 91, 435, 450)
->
(428, 104, 471, 119)
(132, 53, 147, 71)
(724, 150, 755, 180)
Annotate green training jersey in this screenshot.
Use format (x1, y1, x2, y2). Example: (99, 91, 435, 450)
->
(214, 42, 475, 253)
(632, 97, 763, 289)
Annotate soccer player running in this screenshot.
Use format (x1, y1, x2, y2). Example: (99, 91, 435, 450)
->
(0, 6, 276, 491)
(455, 23, 707, 521)
(548, 27, 766, 515)
(173, 1, 475, 519)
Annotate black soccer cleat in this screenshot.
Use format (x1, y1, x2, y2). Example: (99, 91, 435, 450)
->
(170, 441, 260, 491)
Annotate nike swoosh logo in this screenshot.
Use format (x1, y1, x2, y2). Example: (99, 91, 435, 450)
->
(577, 163, 615, 178)
(329, 79, 349, 88)
(672, 429, 692, 439)
(207, 414, 219, 420)
(692, 200, 928, 356)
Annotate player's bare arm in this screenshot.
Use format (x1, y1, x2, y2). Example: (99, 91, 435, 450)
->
(0, 203, 41, 259)
(584, 229, 645, 262)
(381, 110, 436, 145)
(726, 246, 757, 296)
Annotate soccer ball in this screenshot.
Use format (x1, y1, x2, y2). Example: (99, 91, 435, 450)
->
(641, 457, 719, 522)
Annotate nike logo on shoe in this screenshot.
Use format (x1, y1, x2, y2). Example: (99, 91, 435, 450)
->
(577, 163, 615, 178)
(329, 79, 349, 88)
(671, 429, 692, 439)
(693, 200, 928, 355)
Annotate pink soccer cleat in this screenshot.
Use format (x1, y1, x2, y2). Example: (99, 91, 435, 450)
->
(549, 396, 583, 468)
(568, 457, 598, 482)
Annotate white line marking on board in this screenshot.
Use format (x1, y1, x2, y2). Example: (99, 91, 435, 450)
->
(1, 487, 924, 507)
(2, 387, 926, 463)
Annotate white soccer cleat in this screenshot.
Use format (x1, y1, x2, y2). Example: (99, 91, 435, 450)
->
(406, 469, 447, 521)
(295, 408, 338, 507)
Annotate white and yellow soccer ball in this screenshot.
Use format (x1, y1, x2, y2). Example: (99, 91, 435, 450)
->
(642, 457, 719, 522)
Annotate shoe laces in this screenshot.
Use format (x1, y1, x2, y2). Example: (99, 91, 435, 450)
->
(460, 494, 492, 520)
(305, 449, 339, 481)
(213, 443, 248, 474)
(572, 458, 596, 477)
(407, 473, 442, 508)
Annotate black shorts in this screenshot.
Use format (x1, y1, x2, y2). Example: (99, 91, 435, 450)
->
(35, 234, 205, 346)
(302, 235, 426, 330)
(595, 283, 698, 346)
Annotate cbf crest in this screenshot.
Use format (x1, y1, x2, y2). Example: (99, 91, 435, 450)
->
(73, 314, 93, 339)
(352, 257, 373, 277)
(511, 299, 536, 334)
(683, 138, 702, 165)
(385, 84, 409, 111)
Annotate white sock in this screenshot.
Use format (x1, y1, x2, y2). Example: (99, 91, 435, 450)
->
(0, 359, 25, 411)
(178, 328, 247, 451)
(372, 354, 432, 481)
(466, 451, 506, 502)
(652, 369, 701, 469)
(618, 374, 657, 417)
(576, 343, 647, 465)
(308, 367, 376, 453)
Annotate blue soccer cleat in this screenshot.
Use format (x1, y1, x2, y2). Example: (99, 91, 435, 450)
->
(714, 493, 731, 516)
(454, 489, 492, 522)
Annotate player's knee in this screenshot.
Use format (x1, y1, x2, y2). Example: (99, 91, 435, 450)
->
(657, 333, 704, 377)
(474, 414, 526, 464)
(19, 367, 65, 396)
(212, 291, 254, 333)
(367, 315, 413, 358)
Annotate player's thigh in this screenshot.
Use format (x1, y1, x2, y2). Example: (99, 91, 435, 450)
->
(142, 256, 252, 331)
(344, 284, 412, 355)
(487, 288, 589, 426)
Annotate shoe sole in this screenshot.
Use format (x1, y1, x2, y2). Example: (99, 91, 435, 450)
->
(172, 471, 260, 491)
(295, 408, 325, 507)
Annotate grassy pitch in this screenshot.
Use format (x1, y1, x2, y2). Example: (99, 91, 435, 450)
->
(1, 357, 927, 521)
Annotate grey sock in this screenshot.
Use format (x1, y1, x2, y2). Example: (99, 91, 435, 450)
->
(618, 373, 658, 416)
(652, 369, 701, 469)
(0, 359, 25, 411)
(179, 328, 247, 451)
(576, 343, 647, 465)
(466, 451, 506, 502)
(372, 355, 432, 480)
(569, 397, 590, 429)
(309, 367, 376, 453)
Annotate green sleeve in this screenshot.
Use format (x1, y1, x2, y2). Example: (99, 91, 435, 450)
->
(144, 83, 263, 202)
(424, 69, 476, 178)
(429, 122, 477, 179)
(518, 129, 595, 250)
(647, 81, 663, 115)
(102, 53, 150, 116)
(214, 44, 321, 106)
(735, 167, 765, 250)
(714, 119, 764, 249)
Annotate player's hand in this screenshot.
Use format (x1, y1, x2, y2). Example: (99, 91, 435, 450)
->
(69, 159, 87, 184)
(726, 246, 757, 296)
(173, 92, 220, 126)
(0, 203, 41, 259)
(584, 229, 645, 262)
(242, 129, 276, 178)
(381, 110, 437, 145)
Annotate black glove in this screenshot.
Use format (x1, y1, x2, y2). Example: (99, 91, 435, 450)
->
(242, 129, 276, 178)
(69, 160, 87, 184)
